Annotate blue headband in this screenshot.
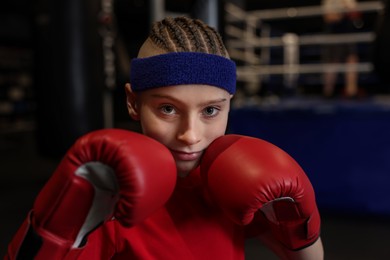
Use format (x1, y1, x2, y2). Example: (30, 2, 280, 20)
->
(130, 52, 236, 94)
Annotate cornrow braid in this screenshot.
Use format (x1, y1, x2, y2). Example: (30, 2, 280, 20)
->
(148, 16, 229, 58)
(190, 18, 211, 54)
(150, 22, 170, 51)
(162, 17, 188, 52)
(206, 25, 230, 57)
(175, 17, 197, 52)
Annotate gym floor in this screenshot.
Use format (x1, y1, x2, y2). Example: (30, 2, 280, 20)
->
(1, 129, 390, 259)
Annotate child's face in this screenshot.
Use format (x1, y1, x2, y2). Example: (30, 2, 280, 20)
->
(126, 84, 232, 177)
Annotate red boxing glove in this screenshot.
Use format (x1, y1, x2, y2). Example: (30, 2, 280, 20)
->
(200, 135, 320, 251)
(6, 129, 176, 259)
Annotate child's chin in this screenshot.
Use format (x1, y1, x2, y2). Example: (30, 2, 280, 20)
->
(176, 161, 199, 177)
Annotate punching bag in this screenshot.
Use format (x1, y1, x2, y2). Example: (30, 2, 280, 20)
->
(373, 0, 390, 86)
(33, 0, 105, 157)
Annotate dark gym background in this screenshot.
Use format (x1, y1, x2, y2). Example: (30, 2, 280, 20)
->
(1, 0, 390, 258)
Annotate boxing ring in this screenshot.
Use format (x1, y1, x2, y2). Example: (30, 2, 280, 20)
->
(224, 1, 383, 92)
(224, 2, 390, 216)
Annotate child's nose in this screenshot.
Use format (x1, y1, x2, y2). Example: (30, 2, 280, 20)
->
(176, 117, 201, 145)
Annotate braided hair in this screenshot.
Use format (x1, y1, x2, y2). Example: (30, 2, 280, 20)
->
(149, 16, 229, 58)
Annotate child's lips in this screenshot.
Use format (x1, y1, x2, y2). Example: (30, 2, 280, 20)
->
(170, 149, 202, 161)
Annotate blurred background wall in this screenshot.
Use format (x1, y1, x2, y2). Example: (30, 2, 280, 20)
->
(1, 0, 390, 258)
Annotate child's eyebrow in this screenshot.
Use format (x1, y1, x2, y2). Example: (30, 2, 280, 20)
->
(150, 94, 228, 106)
(199, 98, 228, 107)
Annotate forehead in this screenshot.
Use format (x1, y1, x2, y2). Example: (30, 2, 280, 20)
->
(137, 84, 231, 103)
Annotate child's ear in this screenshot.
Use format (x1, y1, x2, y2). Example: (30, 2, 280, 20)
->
(125, 83, 140, 120)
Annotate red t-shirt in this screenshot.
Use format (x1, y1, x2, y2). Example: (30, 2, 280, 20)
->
(77, 167, 246, 259)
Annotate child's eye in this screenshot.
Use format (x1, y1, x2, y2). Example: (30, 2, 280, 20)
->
(160, 105, 176, 115)
(203, 106, 219, 117)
